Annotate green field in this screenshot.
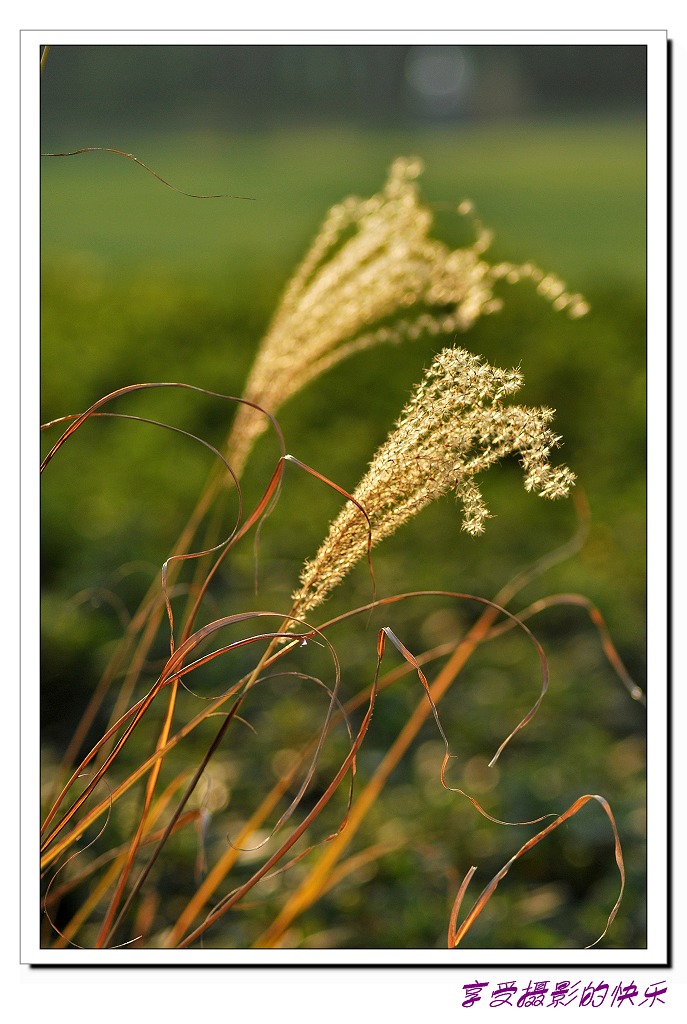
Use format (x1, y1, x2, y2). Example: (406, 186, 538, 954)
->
(40, 121, 648, 951)
(41, 121, 645, 281)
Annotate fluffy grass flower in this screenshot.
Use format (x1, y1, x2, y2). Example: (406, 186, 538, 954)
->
(291, 346, 575, 618)
(226, 157, 587, 474)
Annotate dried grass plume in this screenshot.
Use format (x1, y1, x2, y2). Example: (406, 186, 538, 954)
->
(291, 346, 575, 618)
(227, 157, 588, 475)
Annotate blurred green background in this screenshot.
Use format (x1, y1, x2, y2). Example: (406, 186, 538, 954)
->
(40, 43, 647, 950)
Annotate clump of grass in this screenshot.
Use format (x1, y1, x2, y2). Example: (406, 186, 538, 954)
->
(40, 157, 641, 952)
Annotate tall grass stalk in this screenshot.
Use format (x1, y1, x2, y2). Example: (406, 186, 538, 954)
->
(40, 158, 641, 952)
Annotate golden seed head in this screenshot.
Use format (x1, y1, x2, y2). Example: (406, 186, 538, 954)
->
(224, 157, 586, 475)
(291, 346, 575, 619)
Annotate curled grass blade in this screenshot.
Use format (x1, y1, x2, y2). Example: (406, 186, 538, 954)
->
(254, 595, 532, 948)
(448, 793, 625, 948)
(175, 636, 384, 950)
(41, 146, 255, 200)
(40, 612, 311, 861)
(48, 811, 199, 949)
(100, 635, 346, 948)
(486, 592, 645, 705)
(42, 443, 377, 940)
(41, 387, 285, 786)
(42, 781, 114, 949)
(164, 640, 458, 946)
(40, 624, 315, 871)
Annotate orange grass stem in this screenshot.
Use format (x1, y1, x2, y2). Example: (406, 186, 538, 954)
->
(174, 650, 382, 950)
(94, 679, 181, 948)
(253, 604, 499, 948)
(164, 639, 456, 947)
(39, 631, 305, 872)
